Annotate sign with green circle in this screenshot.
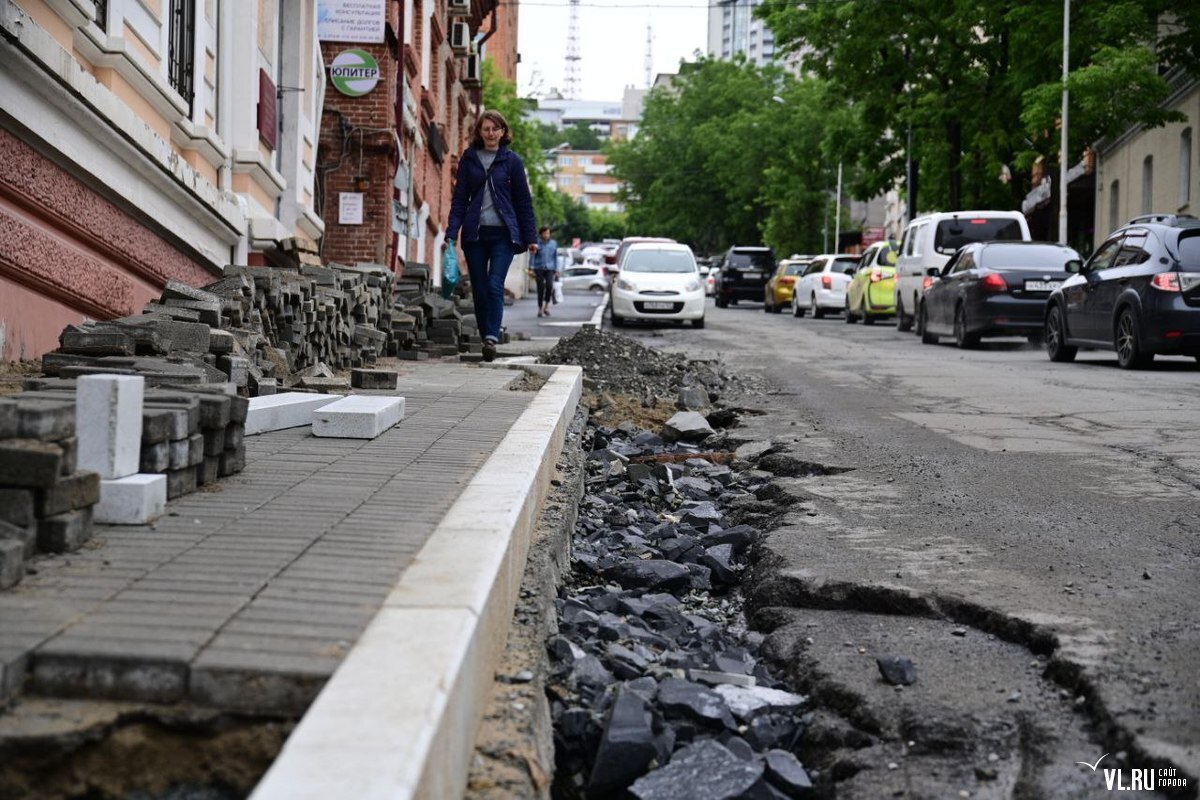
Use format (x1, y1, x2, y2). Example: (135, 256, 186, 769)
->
(329, 49, 380, 97)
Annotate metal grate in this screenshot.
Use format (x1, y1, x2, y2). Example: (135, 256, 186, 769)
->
(167, 0, 195, 114)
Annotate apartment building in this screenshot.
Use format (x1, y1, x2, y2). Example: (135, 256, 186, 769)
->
(707, 0, 775, 66)
(0, 0, 326, 360)
(551, 148, 620, 212)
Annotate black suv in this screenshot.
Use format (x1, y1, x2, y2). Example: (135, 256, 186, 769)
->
(715, 246, 775, 308)
(1044, 214, 1200, 368)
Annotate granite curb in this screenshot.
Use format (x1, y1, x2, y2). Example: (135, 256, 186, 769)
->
(249, 363, 583, 800)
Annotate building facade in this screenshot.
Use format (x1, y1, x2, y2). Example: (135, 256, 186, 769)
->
(0, 0, 326, 360)
(1094, 74, 1198, 246)
(550, 147, 620, 212)
(707, 0, 775, 66)
(317, 0, 507, 273)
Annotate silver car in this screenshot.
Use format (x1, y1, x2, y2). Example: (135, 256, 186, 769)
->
(560, 265, 609, 293)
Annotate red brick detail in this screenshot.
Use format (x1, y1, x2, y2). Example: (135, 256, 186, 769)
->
(0, 128, 218, 291)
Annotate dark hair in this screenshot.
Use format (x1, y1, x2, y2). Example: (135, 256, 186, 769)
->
(471, 110, 512, 148)
(539, 226, 551, 234)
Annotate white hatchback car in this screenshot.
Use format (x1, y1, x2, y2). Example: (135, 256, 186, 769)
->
(610, 242, 705, 328)
(792, 254, 860, 318)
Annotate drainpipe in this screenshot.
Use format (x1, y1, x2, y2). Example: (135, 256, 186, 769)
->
(390, 0, 405, 270)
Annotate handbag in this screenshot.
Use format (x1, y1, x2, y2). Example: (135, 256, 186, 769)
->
(441, 244, 460, 300)
(552, 275, 564, 304)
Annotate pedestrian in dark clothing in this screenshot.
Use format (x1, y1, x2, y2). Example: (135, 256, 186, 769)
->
(530, 226, 559, 317)
(446, 110, 538, 361)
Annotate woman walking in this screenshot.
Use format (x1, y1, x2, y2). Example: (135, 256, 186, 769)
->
(446, 110, 538, 362)
(530, 226, 559, 317)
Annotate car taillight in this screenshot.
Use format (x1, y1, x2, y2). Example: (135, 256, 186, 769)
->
(869, 269, 883, 283)
(980, 273, 1007, 292)
(781, 276, 796, 285)
(1151, 273, 1181, 292)
(821, 275, 832, 289)
(922, 276, 934, 291)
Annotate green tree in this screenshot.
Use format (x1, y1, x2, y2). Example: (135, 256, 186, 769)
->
(758, 0, 1200, 214)
(607, 56, 841, 256)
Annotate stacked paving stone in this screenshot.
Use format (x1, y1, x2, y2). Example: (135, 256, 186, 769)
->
(549, 420, 817, 798)
(205, 263, 395, 377)
(0, 394, 99, 590)
(14, 377, 247, 505)
(390, 263, 485, 359)
(41, 263, 401, 397)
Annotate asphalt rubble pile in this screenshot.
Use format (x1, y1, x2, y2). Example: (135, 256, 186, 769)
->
(542, 329, 815, 799)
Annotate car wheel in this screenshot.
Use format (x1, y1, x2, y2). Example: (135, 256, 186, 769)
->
(763, 291, 773, 313)
(1045, 305, 1077, 362)
(811, 294, 825, 319)
(692, 316, 705, 329)
(954, 304, 980, 348)
(919, 303, 938, 344)
(730, 298, 738, 306)
(715, 296, 728, 309)
(896, 297, 913, 332)
(792, 295, 805, 317)
(863, 313, 875, 325)
(845, 300, 858, 324)
(611, 310, 625, 328)
(773, 299, 783, 314)
(589, 284, 605, 293)
(1115, 307, 1153, 369)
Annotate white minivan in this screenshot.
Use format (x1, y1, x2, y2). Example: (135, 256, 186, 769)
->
(892, 211, 1031, 331)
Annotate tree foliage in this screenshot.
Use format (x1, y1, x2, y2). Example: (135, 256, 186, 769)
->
(758, 0, 1199, 214)
(607, 57, 845, 257)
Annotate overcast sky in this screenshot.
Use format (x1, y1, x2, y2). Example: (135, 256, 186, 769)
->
(515, 0, 710, 101)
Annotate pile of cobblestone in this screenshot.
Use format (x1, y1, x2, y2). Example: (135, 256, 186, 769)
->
(0, 375, 249, 592)
(0, 395, 94, 590)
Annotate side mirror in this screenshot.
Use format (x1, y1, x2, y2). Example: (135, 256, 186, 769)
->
(844, 268, 856, 276)
(1065, 260, 1082, 274)
(926, 267, 941, 276)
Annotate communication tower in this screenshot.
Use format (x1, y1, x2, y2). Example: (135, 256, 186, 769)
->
(564, 0, 582, 100)
(644, 24, 653, 88)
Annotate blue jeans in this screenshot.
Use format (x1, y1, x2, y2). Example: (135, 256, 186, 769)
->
(462, 226, 515, 342)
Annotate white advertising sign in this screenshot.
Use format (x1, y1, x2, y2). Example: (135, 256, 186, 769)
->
(339, 192, 364, 225)
(318, 0, 387, 43)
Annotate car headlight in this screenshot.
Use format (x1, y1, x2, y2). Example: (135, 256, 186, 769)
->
(616, 278, 637, 292)
(684, 280, 701, 292)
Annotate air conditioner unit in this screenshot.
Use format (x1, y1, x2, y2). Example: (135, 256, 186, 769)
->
(463, 54, 481, 87)
(448, 0, 470, 16)
(449, 21, 470, 54)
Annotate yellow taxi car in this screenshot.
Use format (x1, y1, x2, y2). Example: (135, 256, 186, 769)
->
(763, 256, 812, 313)
(845, 241, 899, 324)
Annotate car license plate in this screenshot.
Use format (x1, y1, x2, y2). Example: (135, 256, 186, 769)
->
(643, 301, 674, 310)
(1024, 279, 1061, 291)
(742, 271, 761, 279)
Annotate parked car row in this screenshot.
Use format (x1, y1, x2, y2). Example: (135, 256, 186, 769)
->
(718, 212, 1200, 369)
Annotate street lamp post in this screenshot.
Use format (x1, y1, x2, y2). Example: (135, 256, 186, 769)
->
(1059, 0, 1070, 244)
(834, 161, 843, 253)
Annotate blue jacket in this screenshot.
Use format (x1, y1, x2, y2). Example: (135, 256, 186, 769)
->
(531, 238, 558, 271)
(447, 146, 537, 252)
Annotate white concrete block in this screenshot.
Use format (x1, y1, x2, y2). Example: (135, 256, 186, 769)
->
(312, 396, 405, 439)
(94, 474, 167, 525)
(245, 393, 341, 436)
(76, 374, 144, 479)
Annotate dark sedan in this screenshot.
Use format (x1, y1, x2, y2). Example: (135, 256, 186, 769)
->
(918, 241, 1081, 348)
(1045, 214, 1200, 368)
